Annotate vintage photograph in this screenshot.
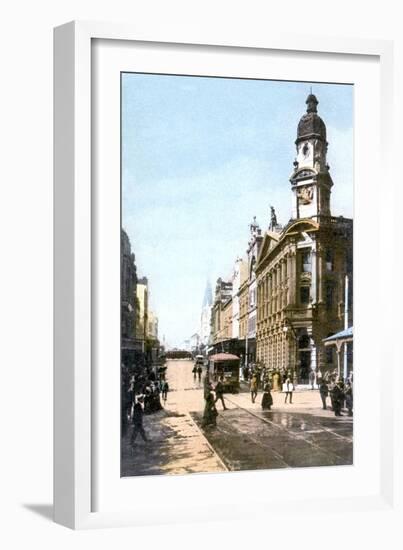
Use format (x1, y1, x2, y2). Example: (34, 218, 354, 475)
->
(120, 74, 353, 477)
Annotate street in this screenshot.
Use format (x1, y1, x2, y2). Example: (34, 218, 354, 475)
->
(121, 359, 353, 477)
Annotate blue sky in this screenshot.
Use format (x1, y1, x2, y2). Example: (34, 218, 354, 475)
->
(122, 74, 353, 347)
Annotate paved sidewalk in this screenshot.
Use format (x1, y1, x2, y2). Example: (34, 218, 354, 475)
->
(121, 362, 225, 477)
(121, 407, 226, 477)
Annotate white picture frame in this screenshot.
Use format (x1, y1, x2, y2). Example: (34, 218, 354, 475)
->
(54, 21, 398, 531)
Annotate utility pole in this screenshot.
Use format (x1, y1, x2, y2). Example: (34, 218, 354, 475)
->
(343, 275, 349, 381)
(245, 329, 249, 369)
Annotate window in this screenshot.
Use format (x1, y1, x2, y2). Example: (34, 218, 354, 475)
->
(249, 289, 254, 307)
(300, 286, 310, 305)
(301, 250, 311, 272)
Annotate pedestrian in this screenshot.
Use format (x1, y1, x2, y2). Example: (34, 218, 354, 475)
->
(214, 377, 228, 410)
(203, 374, 212, 400)
(130, 395, 148, 443)
(161, 380, 169, 403)
(192, 365, 197, 380)
(261, 382, 273, 410)
(143, 384, 152, 414)
(345, 381, 353, 416)
(319, 380, 329, 409)
(283, 377, 294, 404)
(197, 365, 202, 382)
(309, 369, 316, 390)
(150, 382, 163, 412)
(329, 379, 336, 410)
(338, 379, 346, 409)
(272, 371, 281, 392)
(202, 391, 218, 428)
(331, 381, 345, 416)
(250, 374, 258, 403)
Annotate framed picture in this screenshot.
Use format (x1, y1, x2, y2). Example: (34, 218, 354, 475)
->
(54, 21, 397, 530)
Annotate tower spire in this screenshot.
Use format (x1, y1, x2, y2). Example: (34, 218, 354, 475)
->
(290, 94, 333, 220)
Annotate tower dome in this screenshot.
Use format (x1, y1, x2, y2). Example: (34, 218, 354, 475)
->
(296, 94, 327, 145)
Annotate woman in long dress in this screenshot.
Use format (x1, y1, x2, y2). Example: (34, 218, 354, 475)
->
(261, 382, 273, 410)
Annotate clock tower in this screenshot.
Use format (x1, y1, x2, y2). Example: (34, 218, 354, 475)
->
(290, 94, 333, 220)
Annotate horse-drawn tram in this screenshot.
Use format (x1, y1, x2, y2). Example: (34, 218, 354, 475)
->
(208, 353, 240, 393)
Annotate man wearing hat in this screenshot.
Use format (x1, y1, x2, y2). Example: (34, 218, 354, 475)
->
(130, 394, 149, 443)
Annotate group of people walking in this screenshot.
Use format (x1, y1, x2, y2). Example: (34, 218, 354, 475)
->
(202, 372, 277, 429)
(202, 369, 353, 429)
(124, 375, 170, 445)
(249, 373, 275, 408)
(126, 361, 354, 446)
(249, 372, 294, 406)
(319, 378, 353, 416)
(192, 364, 203, 382)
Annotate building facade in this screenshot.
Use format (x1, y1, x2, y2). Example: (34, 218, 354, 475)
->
(200, 280, 213, 350)
(245, 217, 263, 365)
(148, 310, 159, 340)
(136, 276, 149, 343)
(121, 229, 142, 364)
(211, 278, 233, 351)
(231, 258, 247, 340)
(255, 94, 353, 384)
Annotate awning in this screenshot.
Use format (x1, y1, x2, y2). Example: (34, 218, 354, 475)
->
(323, 326, 353, 347)
(209, 353, 240, 361)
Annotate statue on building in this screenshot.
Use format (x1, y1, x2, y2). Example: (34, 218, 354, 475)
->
(249, 216, 260, 237)
(269, 206, 277, 231)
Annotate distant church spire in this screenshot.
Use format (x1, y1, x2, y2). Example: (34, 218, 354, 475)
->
(202, 280, 213, 307)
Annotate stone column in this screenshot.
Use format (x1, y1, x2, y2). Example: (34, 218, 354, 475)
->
(280, 259, 285, 309)
(289, 244, 297, 305)
(311, 240, 317, 304)
(317, 244, 324, 303)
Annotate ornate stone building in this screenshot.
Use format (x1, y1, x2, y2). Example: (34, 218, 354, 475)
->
(255, 94, 353, 383)
(244, 217, 263, 365)
(231, 258, 246, 340)
(238, 278, 249, 343)
(210, 278, 233, 351)
(121, 229, 140, 365)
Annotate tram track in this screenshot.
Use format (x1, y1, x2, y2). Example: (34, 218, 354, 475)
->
(226, 392, 353, 443)
(222, 395, 352, 466)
